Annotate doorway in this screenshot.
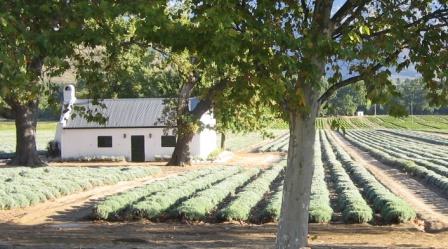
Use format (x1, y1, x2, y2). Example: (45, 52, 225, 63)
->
(131, 136, 145, 162)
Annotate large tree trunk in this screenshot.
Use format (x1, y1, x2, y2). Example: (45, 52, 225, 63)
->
(276, 1, 331, 246)
(8, 99, 46, 167)
(167, 127, 195, 166)
(6, 56, 46, 167)
(167, 75, 197, 166)
(276, 107, 318, 249)
(276, 114, 318, 249)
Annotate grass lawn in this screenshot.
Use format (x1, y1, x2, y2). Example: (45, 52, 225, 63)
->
(0, 121, 57, 157)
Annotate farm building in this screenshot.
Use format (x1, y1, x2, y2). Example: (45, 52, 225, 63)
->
(55, 85, 217, 162)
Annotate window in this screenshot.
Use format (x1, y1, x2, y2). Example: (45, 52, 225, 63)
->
(98, 136, 112, 147)
(161, 135, 176, 147)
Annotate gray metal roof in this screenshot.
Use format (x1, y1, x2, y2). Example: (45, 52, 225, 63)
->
(64, 98, 168, 128)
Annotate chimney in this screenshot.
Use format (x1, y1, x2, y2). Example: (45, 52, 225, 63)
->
(60, 84, 76, 126)
(63, 84, 76, 105)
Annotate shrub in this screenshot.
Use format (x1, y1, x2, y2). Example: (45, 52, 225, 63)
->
(344, 132, 448, 192)
(175, 168, 260, 220)
(218, 162, 285, 221)
(207, 148, 223, 161)
(46, 140, 60, 157)
(326, 131, 415, 223)
(129, 167, 240, 219)
(0, 166, 160, 210)
(320, 131, 373, 224)
(93, 167, 218, 220)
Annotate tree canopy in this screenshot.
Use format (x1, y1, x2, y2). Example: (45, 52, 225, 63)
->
(123, 1, 448, 248)
(2, 1, 448, 247)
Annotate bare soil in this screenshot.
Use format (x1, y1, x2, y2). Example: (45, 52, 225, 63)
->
(0, 151, 447, 248)
(227, 152, 285, 168)
(332, 132, 448, 231)
(0, 221, 447, 249)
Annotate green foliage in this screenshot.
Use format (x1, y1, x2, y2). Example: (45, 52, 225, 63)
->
(325, 82, 368, 116)
(344, 132, 448, 193)
(326, 131, 415, 223)
(0, 166, 160, 210)
(129, 167, 240, 219)
(206, 148, 223, 161)
(309, 133, 333, 223)
(218, 162, 285, 221)
(320, 131, 373, 223)
(0, 1, 113, 108)
(76, 45, 181, 100)
(123, 1, 448, 118)
(175, 168, 260, 220)
(93, 167, 217, 220)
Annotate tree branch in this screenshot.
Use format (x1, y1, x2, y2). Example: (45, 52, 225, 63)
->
(318, 49, 400, 104)
(191, 79, 229, 119)
(331, 0, 358, 25)
(318, 74, 364, 105)
(366, 8, 448, 38)
(301, 0, 309, 24)
(332, 3, 367, 39)
(333, 6, 448, 39)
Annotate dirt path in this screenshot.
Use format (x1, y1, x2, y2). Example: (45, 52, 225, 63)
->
(0, 221, 446, 249)
(331, 132, 448, 231)
(227, 152, 284, 168)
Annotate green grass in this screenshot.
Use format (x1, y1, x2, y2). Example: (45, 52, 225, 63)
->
(0, 121, 57, 156)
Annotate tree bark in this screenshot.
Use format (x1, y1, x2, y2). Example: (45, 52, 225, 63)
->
(275, 2, 333, 245)
(167, 79, 196, 166)
(7, 99, 46, 166)
(6, 56, 46, 167)
(276, 102, 319, 249)
(220, 132, 226, 150)
(167, 128, 196, 166)
(277, 112, 318, 248)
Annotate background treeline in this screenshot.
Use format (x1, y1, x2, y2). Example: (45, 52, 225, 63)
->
(1, 66, 447, 122)
(323, 78, 448, 116)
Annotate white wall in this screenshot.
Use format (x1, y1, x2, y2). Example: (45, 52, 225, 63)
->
(199, 128, 217, 158)
(61, 126, 217, 161)
(61, 128, 177, 161)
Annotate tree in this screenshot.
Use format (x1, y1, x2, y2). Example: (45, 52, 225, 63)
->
(0, 1, 114, 166)
(397, 78, 433, 114)
(324, 82, 368, 116)
(126, 1, 448, 248)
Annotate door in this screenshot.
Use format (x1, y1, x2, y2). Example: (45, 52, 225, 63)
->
(131, 136, 145, 162)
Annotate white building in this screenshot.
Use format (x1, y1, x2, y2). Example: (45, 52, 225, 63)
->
(55, 85, 217, 162)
